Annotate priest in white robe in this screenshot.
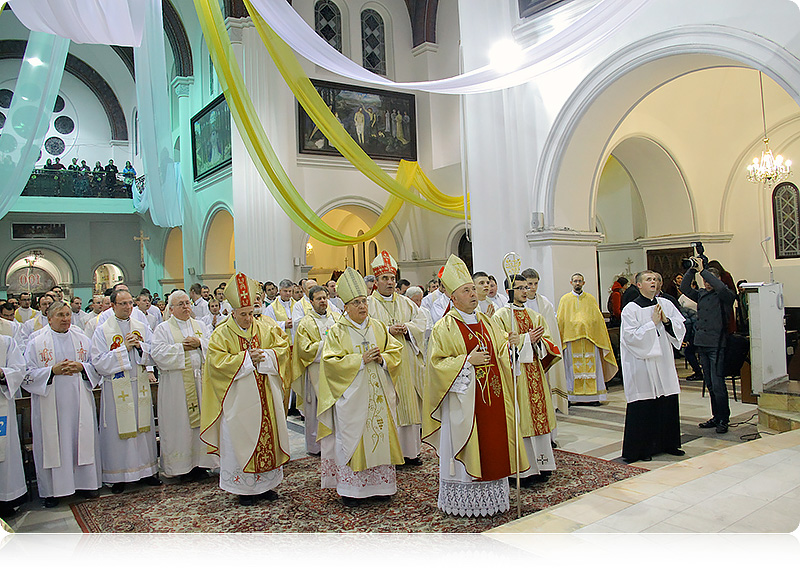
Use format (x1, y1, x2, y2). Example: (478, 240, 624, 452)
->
(473, 272, 497, 317)
(91, 289, 160, 493)
(69, 296, 90, 332)
(15, 293, 53, 348)
(151, 291, 218, 481)
(291, 285, 336, 455)
(22, 301, 102, 508)
(318, 268, 405, 506)
(202, 298, 228, 330)
(620, 270, 687, 463)
(0, 334, 27, 517)
(13, 292, 39, 324)
(264, 279, 297, 338)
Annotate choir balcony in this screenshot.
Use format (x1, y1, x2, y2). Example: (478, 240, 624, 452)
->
(22, 169, 138, 199)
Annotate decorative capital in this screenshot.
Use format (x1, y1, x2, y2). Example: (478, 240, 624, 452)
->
(171, 76, 194, 98)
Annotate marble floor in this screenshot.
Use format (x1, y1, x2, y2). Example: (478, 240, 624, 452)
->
(2, 364, 799, 536)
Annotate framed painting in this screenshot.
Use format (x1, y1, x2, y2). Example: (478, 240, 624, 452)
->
(11, 223, 66, 239)
(298, 79, 417, 162)
(191, 93, 232, 181)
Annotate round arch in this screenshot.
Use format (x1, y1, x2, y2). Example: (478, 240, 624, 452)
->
(536, 25, 800, 232)
(163, 227, 184, 281)
(1, 244, 79, 290)
(91, 261, 126, 293)
(202, 207, 235, 277)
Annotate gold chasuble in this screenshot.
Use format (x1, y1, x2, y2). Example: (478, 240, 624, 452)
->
(201, 316, 291, 473)
(423, 310, 528, 480)
(318, 316, 405, 472)
(493, 307, 561, 436)
(556, 292, 618, 395)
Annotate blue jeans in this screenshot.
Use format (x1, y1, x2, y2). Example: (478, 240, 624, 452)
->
(697, 346, 730, 425)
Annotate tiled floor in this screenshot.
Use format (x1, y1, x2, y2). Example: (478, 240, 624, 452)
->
(2, 364, 799, 535)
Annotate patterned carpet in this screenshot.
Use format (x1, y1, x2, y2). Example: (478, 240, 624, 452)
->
(70, 447, 644, 533)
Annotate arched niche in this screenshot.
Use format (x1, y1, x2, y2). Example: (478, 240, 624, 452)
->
(304, 204, 399, 284)
(164, 227, 184, 281)
(203, 209, 235, 278)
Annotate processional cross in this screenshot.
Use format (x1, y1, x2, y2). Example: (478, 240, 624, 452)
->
(134, 230, 149, 287)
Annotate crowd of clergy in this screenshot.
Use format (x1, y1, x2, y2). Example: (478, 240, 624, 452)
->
(0, 249, 699, 520)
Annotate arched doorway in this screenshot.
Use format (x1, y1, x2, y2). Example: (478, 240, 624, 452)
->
(163, 227, 184, 289)
(5, 249, 74, 296)
(305, 205, 399, 283)
(93, 263, 125, 293)
(203, 209, 235, 280)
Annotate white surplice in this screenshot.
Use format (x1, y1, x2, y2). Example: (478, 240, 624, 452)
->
(91, 317, 158, 483)
(22, 327, 102, 498)
(0, 335, 26, 502)
(14, 313, 48, 349)
(620, 297, 686, 403)
(151, 317, 218, 477)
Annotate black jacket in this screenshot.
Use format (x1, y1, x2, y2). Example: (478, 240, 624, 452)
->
(680, 268, 736, 348)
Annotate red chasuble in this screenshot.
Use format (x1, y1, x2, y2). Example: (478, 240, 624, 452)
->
(454, 319, 512, 481)
(236, 334, 277, 473)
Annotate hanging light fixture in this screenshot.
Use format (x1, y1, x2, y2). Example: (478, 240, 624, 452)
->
(747, 71, 792, 185)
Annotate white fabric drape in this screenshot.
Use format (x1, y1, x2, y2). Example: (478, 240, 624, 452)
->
(247, 0, 649, 95)
(0, 31, 69, 218)
(7, 0, 144, 47)
(133, 0, 183, 227)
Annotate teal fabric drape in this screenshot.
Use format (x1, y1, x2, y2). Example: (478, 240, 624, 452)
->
(0, 31, 69, 218)
(133, 0, 183, 227)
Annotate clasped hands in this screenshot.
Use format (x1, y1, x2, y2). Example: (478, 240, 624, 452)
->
(651, 304, 668, 325)
(52, 359, 84, 375)
(123, 332, 141, 350)
(182, 335, 201, 351)
(249, 348, 266, 364)
(362, 346, 384, 366)
(388, 323, 407, 336)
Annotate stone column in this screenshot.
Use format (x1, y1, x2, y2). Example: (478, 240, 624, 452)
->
(227, 17, 294, 282)
(171, 76, 198, 290)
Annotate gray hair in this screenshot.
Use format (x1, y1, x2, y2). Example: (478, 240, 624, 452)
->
(46, 300, 68, 317)
(406, 286, 423, 299)
(279, 279, 294, 289)
(168, 290, 190, 306)
(364, 275, 376, 285)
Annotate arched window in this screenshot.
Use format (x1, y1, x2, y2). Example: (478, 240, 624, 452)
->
(772, 182, 800, 259)
(361, 9, 386, 76)
(315, 0, 343, 53)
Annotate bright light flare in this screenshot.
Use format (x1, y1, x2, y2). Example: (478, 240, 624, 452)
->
(489, 39, 523, 73)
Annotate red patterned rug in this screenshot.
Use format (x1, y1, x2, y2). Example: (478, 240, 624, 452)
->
(70, 447, 644, 533)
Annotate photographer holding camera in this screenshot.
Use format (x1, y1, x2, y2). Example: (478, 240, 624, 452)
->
(680, 253, 737, 433)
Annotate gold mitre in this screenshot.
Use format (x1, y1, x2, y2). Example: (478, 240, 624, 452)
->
(337, 267, 368, 304)
(223, 272, 260, 309)
(371, 250, 398, 277)
(441, 254, 472, 295)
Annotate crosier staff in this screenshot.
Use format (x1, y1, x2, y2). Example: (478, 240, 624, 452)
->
(502, 251, 522, 519)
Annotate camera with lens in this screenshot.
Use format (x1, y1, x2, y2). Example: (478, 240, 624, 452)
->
(681, 242, 707, 270)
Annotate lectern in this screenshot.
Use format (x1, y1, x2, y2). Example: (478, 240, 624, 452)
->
(742, 282, 787, 393)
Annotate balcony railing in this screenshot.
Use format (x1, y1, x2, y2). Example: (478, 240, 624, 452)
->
(21, 169, 135, 199)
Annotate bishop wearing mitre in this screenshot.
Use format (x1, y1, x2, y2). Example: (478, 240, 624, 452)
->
(423, 255, 527, 517)
(318, 267, 404, 506)
(367, 251, 427, 465)
(201, 273, 291, 506)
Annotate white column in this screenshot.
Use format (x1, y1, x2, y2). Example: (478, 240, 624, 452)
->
(228, 17, 294, 282)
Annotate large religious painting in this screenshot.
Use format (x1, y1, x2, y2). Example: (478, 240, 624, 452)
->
(191, 94, 232, 181)
(518, 0, 567, 18)
(11, 223, 66, 239)
(298, 80, 417, 162)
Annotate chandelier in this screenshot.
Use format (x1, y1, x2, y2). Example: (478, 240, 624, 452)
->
(747, 71, 791, 185)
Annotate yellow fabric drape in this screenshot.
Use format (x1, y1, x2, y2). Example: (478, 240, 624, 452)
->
(193, 0, 467, 246)
(242, 0, 469, 213)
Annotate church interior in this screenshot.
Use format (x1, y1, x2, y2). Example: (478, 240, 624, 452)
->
(1, 0, 800, 548)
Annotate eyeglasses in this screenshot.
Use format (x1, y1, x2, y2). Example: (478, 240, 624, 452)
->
(513, 286, 530, 291)
(348, 298, 368, 306)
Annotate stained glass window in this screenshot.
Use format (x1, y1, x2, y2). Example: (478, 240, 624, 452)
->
(315, 1, 343, 53)
(361, 9, 386, 76)
(773, 182, 800, 258)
